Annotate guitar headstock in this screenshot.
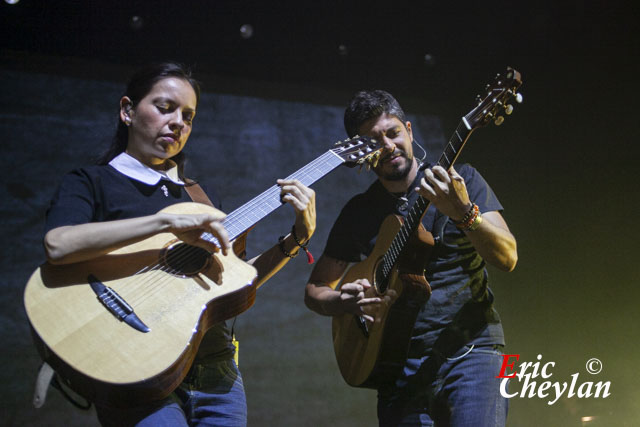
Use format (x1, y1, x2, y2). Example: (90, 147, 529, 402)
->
(332, 135, 383, 168)
(465, 67, 523, 129)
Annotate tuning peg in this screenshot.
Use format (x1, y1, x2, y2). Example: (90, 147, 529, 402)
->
(494, 116, 505, 126)
(371, 151, 381, 168)
(508, 90, 523, 104)
(504, 104, 514, 115)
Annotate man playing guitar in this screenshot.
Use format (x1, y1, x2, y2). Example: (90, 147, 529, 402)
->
(304, 89, 517, 426)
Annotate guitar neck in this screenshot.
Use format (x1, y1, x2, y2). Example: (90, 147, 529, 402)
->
(409, 119, 475, 219)
(438, 119, 473, 171)
(222, 150, 345, 241)
(380, 120, 474, 278)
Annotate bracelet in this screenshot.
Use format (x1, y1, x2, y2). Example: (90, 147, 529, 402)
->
(466, 212, 483, 231)
(455, 203, 477, 226)
(278, 235, 298, 259)
(291, 225, 314, 264)
(455, 203, 482, 231)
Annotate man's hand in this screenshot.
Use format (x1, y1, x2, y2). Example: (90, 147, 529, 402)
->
(416, 165, 472, 222)
(339, 279, 397, 323)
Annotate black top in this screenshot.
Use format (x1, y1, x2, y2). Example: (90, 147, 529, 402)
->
(324, 163, 505, 358)
(45, 164, 235, 362)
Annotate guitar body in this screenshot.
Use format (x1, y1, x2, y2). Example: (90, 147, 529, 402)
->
(23, 202, 257, 407)
(332, 214, 433, 388)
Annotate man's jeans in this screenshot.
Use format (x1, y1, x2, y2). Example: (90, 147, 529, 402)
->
(378, 345, 508, 426)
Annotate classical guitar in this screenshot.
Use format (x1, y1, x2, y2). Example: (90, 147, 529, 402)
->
(24, 136, 382, 407)
(332, 68, 523, 388)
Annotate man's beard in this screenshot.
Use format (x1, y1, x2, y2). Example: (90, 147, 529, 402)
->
(375, 151, 413, 181)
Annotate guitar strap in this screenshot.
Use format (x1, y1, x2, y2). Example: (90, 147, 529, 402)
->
(431, 210, 449, 247)
(183, 182, 215, 207)
(32, 362, 54, 408)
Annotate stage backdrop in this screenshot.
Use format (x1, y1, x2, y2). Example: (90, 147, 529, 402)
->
(0, 68, 444, 426)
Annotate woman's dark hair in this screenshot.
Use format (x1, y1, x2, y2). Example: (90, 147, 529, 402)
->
(344, 90, 407, 137)
(98, 62, 201, 180)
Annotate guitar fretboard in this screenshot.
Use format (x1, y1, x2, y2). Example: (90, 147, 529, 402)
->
(204, 150, 345, 244)
(378, 121, 473, 289)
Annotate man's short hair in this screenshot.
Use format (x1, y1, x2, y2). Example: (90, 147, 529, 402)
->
(344, 90, 407, 137)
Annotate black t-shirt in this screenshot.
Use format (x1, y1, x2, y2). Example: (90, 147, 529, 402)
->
(324, 163, 505, 356)
(45, 164, 235, 361)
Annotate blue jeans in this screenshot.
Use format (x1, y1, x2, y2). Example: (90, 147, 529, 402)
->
(378, 345, 508, 427)
(96, 358, 247, 427)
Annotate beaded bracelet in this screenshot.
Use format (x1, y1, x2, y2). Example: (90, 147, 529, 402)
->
(465, 212, 483, 231)
(455, 203, 481, 231)
(456, 203, 477, 227)
(278, 235, 298, 259)
(278, 226, 315, 264)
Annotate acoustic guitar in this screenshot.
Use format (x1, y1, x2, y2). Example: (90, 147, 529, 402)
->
(24, 135, 382, 407)
(332, 68, 523, 388)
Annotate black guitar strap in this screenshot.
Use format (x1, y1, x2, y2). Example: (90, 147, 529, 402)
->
(431, 210, 449, 247)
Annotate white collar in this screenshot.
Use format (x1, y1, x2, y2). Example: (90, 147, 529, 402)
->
(109, 152, 184, 186)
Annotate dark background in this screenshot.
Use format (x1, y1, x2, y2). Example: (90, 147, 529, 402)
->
(1, 1, 638, 426)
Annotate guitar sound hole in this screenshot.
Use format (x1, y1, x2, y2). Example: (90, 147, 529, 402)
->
(162, 243, 211, 277)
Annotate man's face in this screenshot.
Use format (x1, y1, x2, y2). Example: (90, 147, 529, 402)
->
(357, 113, 414, 181)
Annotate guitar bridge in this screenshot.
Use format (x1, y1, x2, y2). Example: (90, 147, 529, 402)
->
(88, 274, 150, 333)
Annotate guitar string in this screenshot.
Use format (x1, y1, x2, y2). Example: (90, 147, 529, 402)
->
(128, 246, 251, 312)
(376, 88, 512, 284)
(125, 143, 371, 305)
(201, 151, 339, 248)
(380, 123, 468, 283)
(121, 151, 345, 306)
(217, 144, 371, 236)
(124, 160, 325, 303)
(131, 141, 378, 305)
(221, 151, 339, 232)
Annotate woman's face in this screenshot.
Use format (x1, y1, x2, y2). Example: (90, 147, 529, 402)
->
(121, 77, 197, 168)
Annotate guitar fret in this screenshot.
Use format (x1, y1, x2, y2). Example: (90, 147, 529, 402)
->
(400, 227, 409, 243)
(378, 115, 474, 276)
(381, 115, 472, 274)
(442, 151, 451, 166)
(220, 151, 344, 241)
(454, 129, 463, 143)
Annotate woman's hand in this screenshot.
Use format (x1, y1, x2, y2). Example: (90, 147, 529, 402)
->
(164, 212, 231, 255)
(277, 179, 316, 242)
